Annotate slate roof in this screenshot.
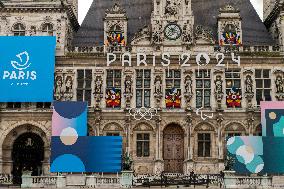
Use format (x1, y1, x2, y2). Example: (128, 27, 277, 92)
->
(73, 0, 275, 46)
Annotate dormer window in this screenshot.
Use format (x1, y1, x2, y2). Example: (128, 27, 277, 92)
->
(220, 24, 241, 46)
(42, 23, 53, 36)
(105, 24, 126, 46)
(13, 23, 25, 36)
(104, 3, 128, 47)
(218, 5, 242, 46)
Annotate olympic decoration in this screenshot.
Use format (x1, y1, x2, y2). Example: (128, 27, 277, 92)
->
(165, 88, 181, 108)
(104, 32, 126, 46)
(220, 31, 241, 46)
(129, 107, 158, 121)
(106, 88, 121, 108)
(226, 87, 242, 108)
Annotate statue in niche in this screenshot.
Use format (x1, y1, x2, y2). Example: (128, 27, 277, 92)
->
(184, 75, 192, 94)
(182, 22, 192, 43)
(276, 75, 284, 93)
(64, 75, 74, 100)
(152, 21, 163, 43)
(125, 75, 132, 95)
(154, 76, 162, 94)
(215, 75, 223, 94)
(245, 75, 253, 93)
(65, 76, 73, 93)
(94, 76, 103, 94)
(54, 75, 63, 100)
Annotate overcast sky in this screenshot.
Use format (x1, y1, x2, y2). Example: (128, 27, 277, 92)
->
(78, 0, 263, 25)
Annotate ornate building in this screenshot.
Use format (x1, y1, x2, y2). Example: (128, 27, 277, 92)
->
(0, 0, 283, 183)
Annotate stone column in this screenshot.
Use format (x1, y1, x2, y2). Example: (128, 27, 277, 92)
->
(154, 115, 163, 174)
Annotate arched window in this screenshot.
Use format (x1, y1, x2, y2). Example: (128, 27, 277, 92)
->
(42, 23, 53, 36)
(13, 23, 25, 36)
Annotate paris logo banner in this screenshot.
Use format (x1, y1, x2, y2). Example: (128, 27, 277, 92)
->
(51, 101, 123, 173)
(226, 101, 284, 174)
(0, 36, 56, 102)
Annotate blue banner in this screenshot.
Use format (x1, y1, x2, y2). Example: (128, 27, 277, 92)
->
(0, 36, 56, 102)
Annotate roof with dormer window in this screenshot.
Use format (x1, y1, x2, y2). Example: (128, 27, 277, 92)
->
(73, 0, 275, 46)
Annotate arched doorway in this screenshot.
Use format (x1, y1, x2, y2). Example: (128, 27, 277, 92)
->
(12, 133, 44, 184)
(163, 124, 184, 173)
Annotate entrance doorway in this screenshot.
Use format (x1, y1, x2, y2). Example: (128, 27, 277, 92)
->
(163, 124, 184, 173)
(12, 133, 44, 184)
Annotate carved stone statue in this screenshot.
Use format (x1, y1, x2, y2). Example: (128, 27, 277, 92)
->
(124, 75, 133, 108)
(276, 75, 284, 93)
(94, 76, 103, 94)
(154, 76, 162, 94)
(182, 22, 192, 43)
(152, 21, 163, 43)
(215, 75, 223, 94)
(245, 75, 253, 93)
(165, 0, 180, 16)
(184, 75, 192, 94)
(64, 75, 74, 101)
(184, 75, 193, 110)
(125, 75, 132, 95)
(54, 75, 63, 100)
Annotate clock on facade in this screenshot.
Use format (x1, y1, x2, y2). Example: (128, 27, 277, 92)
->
(164, 23, 182, 40)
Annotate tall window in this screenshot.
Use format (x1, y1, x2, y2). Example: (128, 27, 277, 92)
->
(165, 70, 181, 108)
(196, 70, 211, 108)
(225, 69, 242, 108)
(13, 23, 25, 36)
(77, 69, 92, 105)
(136, 70, 151, 108)
(198, 133, 211, 157)
(136, 133, 150, 157)
(7, 102, 21, 109)
(42, 23, 53, 36)
(106, 70, 122, 108)
(255, 69, 271, 106)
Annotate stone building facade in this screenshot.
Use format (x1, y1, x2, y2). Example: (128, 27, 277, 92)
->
(0, 0, 283, 183)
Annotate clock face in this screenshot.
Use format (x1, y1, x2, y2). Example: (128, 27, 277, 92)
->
(164, 23, 182, 40)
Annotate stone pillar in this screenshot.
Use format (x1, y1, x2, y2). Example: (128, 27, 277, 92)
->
(125, 115, 131, 155)
(154, 115, 163, 174)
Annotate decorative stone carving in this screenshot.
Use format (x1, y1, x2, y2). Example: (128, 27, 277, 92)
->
(182, 21, 192, 43)
(214, 75, 224, 110)
(243, 70, 254, 109)
(124, 70, 133, 109)
(164, 0, 181, 16)
(63, 70, 75, 101)
(153, 75, 163, 109)
(54, 73, 64, 101)
(93, 70, 104, 110)
(274, 70, 284, 101)
(195, 25, 214, 44)
(245, 75, 253, 93)
(184, 72, 193, 110)
(132, 25, 151, 44)
(152, 20, 163, 44)
(29, 26, 36, 36)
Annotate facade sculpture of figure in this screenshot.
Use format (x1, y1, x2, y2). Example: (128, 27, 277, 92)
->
(125, 75, 132, 95)
(64, 75, 74, 101)
(184, 75, 192, 94)
(154, 76, 162, 94)
(245, 75, 253, 93)
(215, 75, 223, 94)
(54, 75, 63, 100)
(182, 22, 192, 43)
(152, 21, 163, 43)
(276, 75, 284, 93)
(94, 76, 103, 94)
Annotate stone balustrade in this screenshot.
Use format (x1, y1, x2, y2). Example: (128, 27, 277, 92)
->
(66, 45, 281, 55)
